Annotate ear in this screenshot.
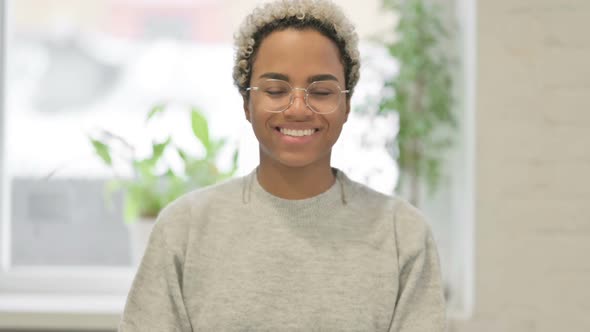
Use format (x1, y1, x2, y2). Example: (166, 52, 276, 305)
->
(242, 94, 252, 123)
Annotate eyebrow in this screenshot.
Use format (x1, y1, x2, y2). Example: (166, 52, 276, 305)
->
(258, 72, 340, 84)
(259, 72, 290, 81)
(307, 74, 339, 83)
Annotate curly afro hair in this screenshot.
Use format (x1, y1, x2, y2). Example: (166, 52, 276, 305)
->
(233, 0, 360, 99)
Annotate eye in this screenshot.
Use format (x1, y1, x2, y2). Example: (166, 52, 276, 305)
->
(265, 88, 289, 97)
(308, 81, 340, 98)
(309, 89, 334, 96)
(308, 87, 337, 98)
(260, 80, 291, 97)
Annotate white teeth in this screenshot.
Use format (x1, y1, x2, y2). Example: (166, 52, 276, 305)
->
(279, 128, 316, 137)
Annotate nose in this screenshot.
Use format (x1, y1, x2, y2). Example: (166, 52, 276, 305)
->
(283, 88, 314, 119)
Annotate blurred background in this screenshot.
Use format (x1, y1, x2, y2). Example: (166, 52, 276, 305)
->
(0, 0, 588, 331)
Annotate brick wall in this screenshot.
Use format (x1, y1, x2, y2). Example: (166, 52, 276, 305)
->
(451, 1, 590, 331)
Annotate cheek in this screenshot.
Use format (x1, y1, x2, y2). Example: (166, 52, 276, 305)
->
(247, 102, 266, 128)
(245, 98, 254, 121)
(249, 110, 273, 135)
(330, 121, 345, 139)
(331, 106, 349, 127)
(324, 116, 347, 141)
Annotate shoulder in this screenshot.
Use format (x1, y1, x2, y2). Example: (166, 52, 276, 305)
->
(339, 170, 432, 249)
(393, 197, 431, 239)
(390, 197, 436, 261)
(339, 170, 394, 209)
(151, 175, 245, 245)
(161, 175, 244, 217)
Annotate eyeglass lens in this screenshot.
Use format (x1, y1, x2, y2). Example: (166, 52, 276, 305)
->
(255, 80, 343, 114)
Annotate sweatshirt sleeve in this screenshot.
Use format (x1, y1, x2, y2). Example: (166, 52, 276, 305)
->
(389, 200, 447, 332)
(119, 206, 192, 332)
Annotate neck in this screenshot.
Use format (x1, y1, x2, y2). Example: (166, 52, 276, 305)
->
(256, 158, 336, 200)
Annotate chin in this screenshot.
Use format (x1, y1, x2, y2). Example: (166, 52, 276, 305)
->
(271, 151, 330, 169)
(275, 158, 316, 169)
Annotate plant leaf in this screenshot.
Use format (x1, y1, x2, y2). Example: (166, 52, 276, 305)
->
(231, 149, 239, 173)
(152, 137, 171, 162)
(146, 104, 166, 123)
(123, 191, 140, 224)
(207, 138, 226, 159)
(136, 159, 159, 181)
(176, 147, 190, 163)
(103, 179, 124, 210)
(191, 108, 210, 151)
(90, 138, 112, 166)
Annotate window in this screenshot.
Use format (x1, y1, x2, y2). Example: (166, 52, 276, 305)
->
(2, 2, 235, 294)
(0, 0, 475, 328)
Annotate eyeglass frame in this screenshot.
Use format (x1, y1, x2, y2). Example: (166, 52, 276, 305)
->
(245, 79, 350, 114)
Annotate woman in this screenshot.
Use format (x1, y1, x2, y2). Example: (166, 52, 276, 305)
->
(120, 0, 446, 331)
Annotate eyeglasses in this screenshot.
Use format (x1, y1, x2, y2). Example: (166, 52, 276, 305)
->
(246, 79, 350, 114)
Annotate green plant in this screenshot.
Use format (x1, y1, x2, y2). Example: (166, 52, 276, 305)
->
(377, 0, 457, 206)
(89, 105, 238, 223)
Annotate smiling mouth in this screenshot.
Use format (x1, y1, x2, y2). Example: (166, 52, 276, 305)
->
(276, 127, 320, 137)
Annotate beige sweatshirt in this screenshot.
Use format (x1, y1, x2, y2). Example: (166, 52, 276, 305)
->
(120, 168, 446, 331)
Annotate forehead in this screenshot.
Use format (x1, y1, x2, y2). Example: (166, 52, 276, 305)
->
(251, 28, 345, 83)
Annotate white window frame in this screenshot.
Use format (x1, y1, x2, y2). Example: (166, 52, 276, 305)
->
(0, 0, 8, 274)
(450, 0, 476, 319)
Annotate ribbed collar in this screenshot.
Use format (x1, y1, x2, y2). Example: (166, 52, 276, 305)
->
(242, 167, 350, 220)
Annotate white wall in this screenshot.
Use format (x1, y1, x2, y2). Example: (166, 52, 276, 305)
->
(451, 0, 590, 331)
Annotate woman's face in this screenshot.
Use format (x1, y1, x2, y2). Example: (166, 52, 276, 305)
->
(244, 28, 349, 169)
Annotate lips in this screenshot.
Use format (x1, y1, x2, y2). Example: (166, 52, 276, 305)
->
(278, 128, 318, 137)
(273, 126, 320, 142)
(274, 125, 320, 134)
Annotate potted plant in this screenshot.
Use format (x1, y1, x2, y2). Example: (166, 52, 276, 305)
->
(89, 105, 238, 263)
(373, 0, 457, 207)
